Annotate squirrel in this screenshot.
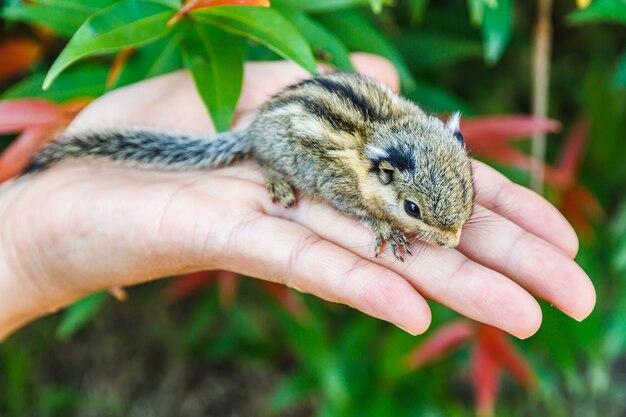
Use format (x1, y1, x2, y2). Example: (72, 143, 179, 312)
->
(23, 72, 475, 261)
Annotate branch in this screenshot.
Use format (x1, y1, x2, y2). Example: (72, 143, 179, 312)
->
(530, 0, 553, 194)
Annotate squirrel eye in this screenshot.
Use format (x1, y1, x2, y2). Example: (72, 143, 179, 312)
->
(454, 131, 465, 146)
(404, 200, 421, 219)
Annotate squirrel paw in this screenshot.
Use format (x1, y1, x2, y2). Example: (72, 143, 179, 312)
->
(266, 176, 296, 208)
(373, 227, 412, 262)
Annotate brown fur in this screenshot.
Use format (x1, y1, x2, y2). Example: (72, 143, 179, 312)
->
(24, 72, 474, 260)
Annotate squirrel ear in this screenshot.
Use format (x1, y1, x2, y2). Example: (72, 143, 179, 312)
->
(446, 111, 461, 132)
(379, 160, 396, 172)
(378, 160, 396, 184)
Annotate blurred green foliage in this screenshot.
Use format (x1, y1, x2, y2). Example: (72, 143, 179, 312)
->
(1, 0, 626, 416)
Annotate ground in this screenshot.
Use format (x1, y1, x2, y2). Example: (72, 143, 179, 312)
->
(4, 283, 314, 417)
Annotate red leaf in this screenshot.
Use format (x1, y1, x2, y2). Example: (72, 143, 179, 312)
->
(216, 271, 239, 308)
(544, 120, 589, 189)
(165, 270, 241, 305)
(472, 339, 501, 417)
(261, 282, 308, 321)
(0, 38, 43, 82)
(460, 115, 559, 174)
(168, 0, 270, 25)
(59, 98, 92, 120)
(540, 119, 603, 237)
(559, 185, 603, 237)
(557, 119, 588, 181)
(479, 326, 537, 389)
(0, 98, 90, 181)
(471, 144, 539, 171)
(0, 127, 56, 181)
(461, 116, 560, 146)
(571, 186, 603, 220)
(165, 271, 216, 302)
(0, 99, 62, 134)
(404, 320, 475, 369)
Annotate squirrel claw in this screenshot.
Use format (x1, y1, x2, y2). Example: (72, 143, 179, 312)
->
(373, 229, 410, 261)
(391, 230, 411, 261)
(391, 243, 405, 262)
(266, 176, 296, 208)
(397, 237, 412, 256)
(374, 236, 383, 257)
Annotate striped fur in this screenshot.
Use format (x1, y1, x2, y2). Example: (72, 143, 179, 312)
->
(23, 129, 249, 174)
(24, 72, 474, 252)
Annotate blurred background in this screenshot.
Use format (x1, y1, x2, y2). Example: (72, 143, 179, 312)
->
(1, 0, 625, 415)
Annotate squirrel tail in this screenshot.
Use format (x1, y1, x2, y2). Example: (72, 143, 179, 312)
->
(22, 128, 251, 174)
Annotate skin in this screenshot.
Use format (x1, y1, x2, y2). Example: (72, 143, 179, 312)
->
(0, 54, 595, 340)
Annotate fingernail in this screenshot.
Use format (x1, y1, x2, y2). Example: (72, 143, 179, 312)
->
(554, 304, 585, 322)
(562, 308, 585, 322)
(394, 323, 418, 336)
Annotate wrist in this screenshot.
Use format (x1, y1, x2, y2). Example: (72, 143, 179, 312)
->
(0, 178, 60, 339)
(0, 167, 220, 339)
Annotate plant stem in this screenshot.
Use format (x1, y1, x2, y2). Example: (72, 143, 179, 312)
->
(530, 0, 553, 194)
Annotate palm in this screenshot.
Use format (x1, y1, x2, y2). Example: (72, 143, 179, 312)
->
(0, 55, 594, 339)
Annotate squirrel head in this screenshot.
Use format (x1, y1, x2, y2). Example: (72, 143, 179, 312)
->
(366, 112, 474, 248)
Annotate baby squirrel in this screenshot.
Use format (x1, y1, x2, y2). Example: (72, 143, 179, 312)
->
(24, 72, 474, 261)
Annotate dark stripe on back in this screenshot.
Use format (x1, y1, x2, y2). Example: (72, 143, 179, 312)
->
(268, 95, 361, 134)
(287, 75, 391, 123)
(311, 77, 388, 122)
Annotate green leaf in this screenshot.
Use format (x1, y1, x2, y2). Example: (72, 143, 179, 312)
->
(113, 33, 183, 88)
(272, 0, 387, 13)
(466, 0, 497, 25)
(315, 10, 416, 91)
(2, 64, 109, 102)
(56, 292, 108, 340)
(407, 79, 473, 114)
(614, 50, 626, 88)
(49, 0, 119, 8)
(567, 0, 626, 25)
(370, 0, 384, 13)
(481, 0, 513, 64)
(43, 0, 175, 90)
(269, 374, 315, 412)
(192, 6, 317, 74)
(396, 31, 482, 69)
(603, 294, 626, 359)
(277, 8, 354, 71)
(409, 0, 430, 24)
(467, 0, 484, 24)
(1, 2, 93, 37)
(151, 0, 182, 8)
(0, 342, 31, 413)
(180, 22, 244, 132)
(0, 0, 119, 37)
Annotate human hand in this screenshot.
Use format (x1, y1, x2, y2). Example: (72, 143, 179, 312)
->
(0, 54, 595, 339)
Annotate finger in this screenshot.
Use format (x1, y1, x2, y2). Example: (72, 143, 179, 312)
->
(472, 160, 579, 257)
(266, 200, 542, 339)
(16, 165, 431, 336)
(459, 205, 595, 321)
(350, 53, 401, 92)
(217, 164, 594, 321)
(214, 214, 432, 335)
